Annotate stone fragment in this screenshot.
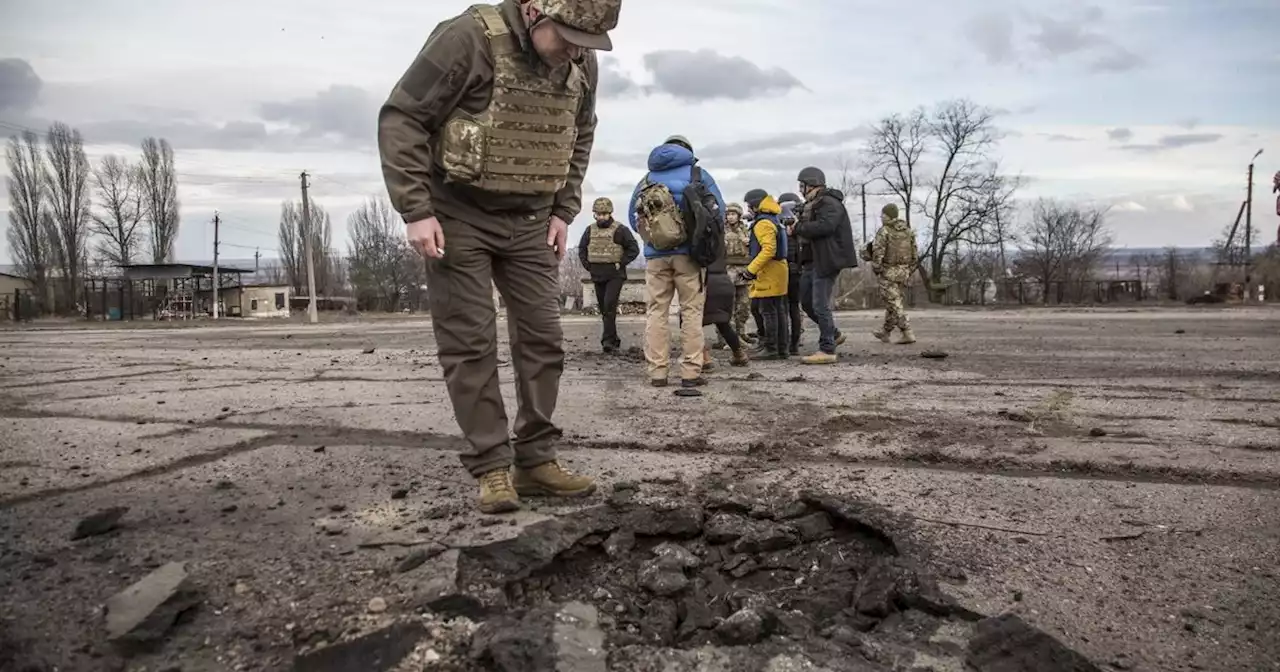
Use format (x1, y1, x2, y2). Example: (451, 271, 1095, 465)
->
(966, 614, 1102, 672)
(72, 507, 128, 540)
(104, 562, 201, 654)
(715, 608, 767, 645)
(293, 622, 426, 672)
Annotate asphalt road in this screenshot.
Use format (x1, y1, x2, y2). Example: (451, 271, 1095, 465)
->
(1, 307, 1277, 671)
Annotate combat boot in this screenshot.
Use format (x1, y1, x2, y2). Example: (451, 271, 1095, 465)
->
(897, 328, 916, 345)
(476, 468, 519, 514)
(701, 346, 715, 373)
(513, 461, 597, 498)
(801, 351, 837, 365)
(871, 330, 891, 343)
(835, 331, 847, 346)
(730, 346, 750, 367)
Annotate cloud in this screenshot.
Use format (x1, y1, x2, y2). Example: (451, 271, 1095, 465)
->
(964, 6, 1144, 73)
(966, 13, 1016, 64)
(1041, 133, 1084, 142)
(1107, 127, 1133, 142)
(0, 58, 41, 112)
(1112, 200, 1146, 212)
(597, 56, 638, 97)
(258, 85, 377, 145)
(640, 50, 804, 102)
(1118, 132, 1224, 152)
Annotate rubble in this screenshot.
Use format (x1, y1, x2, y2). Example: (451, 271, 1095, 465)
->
(966, 614, 1102, 672)
(103, 562, 201, 655)
(293, 621, 426, 672)
(71, 507, 128, 540)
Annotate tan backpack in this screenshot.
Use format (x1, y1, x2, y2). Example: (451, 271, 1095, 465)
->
(635, 179, 687, 250)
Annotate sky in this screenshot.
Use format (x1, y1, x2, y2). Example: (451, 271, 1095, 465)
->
(1, 0, 1278, 267)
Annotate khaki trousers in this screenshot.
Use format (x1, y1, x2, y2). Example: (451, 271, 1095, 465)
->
(426, 211, 563, 476)
(644, 255, 706, 381)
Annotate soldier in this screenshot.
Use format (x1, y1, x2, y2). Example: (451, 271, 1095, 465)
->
(871, 203, 918, 345)
(722, 203, 753, 346)
(378, 0, 619, 514)
(578, 196, 639, 353)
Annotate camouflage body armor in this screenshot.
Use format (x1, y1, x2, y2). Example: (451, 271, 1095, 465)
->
(436, 4, 585, 195)
(724, 226, 751, 265)
(882, 224, 916, 266)
(587, 223, 622, 263)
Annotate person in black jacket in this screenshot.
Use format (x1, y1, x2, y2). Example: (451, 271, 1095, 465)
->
(779, 193, 805, 356)
(578, 197, 640, 353)
(793, 167, 858, 364)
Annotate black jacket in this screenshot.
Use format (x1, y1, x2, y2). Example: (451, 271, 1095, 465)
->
(702, 235, 733, 325)
(577, 220, 640, 282)
(795, 188, 858, 278)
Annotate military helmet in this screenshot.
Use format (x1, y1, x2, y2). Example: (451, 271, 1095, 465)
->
(882, 203, 899, 219)
(726, 202, 743, 214)
(778, 192, 801, 204)
(592, 197, 613, 214)
(797, 166, 825, 187)
(743, 188, 768, 210)
(535, 0, 620, 51)
(663, 134, 693, 152)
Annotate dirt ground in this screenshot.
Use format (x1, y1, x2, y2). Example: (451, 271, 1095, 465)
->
(1, 307, 1278, 672)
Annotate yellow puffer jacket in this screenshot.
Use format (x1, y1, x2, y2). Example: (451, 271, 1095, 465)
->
(746, 196, 789, 299)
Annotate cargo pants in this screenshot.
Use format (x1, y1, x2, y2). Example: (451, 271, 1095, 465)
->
(426, 211, 563, 477)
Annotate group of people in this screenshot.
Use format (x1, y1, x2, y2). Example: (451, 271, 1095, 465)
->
(576, 135, 919, 394)
(378, 0, 918, 513)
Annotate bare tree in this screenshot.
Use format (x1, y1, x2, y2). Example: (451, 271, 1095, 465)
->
(863, 100, 1017, 301)
(1018, 200, 1112, 303)
(90, 154, 145, 267)
(346, 197, 411, 310)
(140, 137, 180, 263)
(45, 122, 92, 310)
(277, 198, 335, 296)
(4, 131, 54, 311)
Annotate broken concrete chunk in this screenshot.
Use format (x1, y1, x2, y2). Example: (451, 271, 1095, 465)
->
(966, 614, 1101, 672)
(715, 608, 767, 645)
(730, 521, 798, 555)
(105, 561, 201, 654)
(623, 504, 704, 538)
(471, 602, 606, 672)
(652, 542, 700, 569)
(638, 558, 690, 596)
(293, 621, 426, 672)
(414, 550, 488, 619)
(395, 544, 448, 574)
(704, 513, 752, 544)
(604, 529, 636, 558)
(789, 512, 834, 542)
(72, 507, 128, 540)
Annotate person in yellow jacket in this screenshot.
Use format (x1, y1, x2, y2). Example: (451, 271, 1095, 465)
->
(742, 189, 790, 360)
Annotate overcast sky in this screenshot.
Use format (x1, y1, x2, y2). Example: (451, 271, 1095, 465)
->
(1, 0, 1278, 266)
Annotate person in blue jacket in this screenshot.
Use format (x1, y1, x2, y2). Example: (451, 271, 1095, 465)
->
(626, 135, 726, 390)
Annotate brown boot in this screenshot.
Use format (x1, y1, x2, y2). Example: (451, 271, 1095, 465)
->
(801, 351, 837, 365)
(701, 346, 715, 372)
(871, 330, 891, 343)
(476, 468, 519, 514)
(730, 346, 750, 367)
(897, 328, 916, 345)
(513, 461, 597, 498)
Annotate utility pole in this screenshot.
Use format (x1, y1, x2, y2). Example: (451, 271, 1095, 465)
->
(300, 171, 319, 323)
(860, 183, 870, 243)
(211, 211, 220, 319)
(254, 248, 260, 273)
(1245, 149, 1262, 301)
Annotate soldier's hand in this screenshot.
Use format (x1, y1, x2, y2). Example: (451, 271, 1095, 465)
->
(547, 216, 569, 261)
(407, 217, 445, 259)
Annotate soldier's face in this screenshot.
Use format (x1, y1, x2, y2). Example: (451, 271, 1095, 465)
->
(530, 20, 583, 67)
(726, 212, 740, 225)
(594, 212, 611, 224)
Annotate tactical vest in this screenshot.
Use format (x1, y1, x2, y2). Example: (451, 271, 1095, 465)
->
(587, 223, 622, 263)
(724, 226, 750, 265)
(435, 4, 585, 195)
(883, 224, 916, 266)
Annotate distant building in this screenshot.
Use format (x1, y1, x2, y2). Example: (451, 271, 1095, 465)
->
(241, 285, 291, 318)
(0, 271, 33, 296)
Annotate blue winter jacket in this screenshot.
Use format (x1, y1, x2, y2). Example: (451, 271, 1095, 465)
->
(627, 143, 727, 259)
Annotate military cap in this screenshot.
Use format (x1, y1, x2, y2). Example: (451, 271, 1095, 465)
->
(743, 188, 768, 210)
(778, 192, 801, 204)
(592, 197, 613, 213)
(882, 203, 899, 219)
(536, 0, 621, 51)
(797, 166, 825, 187)
(725, 202, 743, 214)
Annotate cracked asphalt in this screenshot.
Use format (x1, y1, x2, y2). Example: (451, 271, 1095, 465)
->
(1, 307, 1278, 671)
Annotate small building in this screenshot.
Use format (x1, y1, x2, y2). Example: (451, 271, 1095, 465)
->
(0, 271, 33, 296)
(241, 285, 291, 318)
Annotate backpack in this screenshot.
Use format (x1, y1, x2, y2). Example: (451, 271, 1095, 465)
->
(635, 179, 687, 250)
(681, 166, 724, 268)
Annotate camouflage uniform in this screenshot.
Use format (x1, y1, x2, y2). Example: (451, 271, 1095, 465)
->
(378, 0, 618, 513)
(723, 203, 753, 341)
(871, 204, 917, 344)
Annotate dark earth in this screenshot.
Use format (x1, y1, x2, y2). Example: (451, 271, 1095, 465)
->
(1, 307, 1278, 671)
